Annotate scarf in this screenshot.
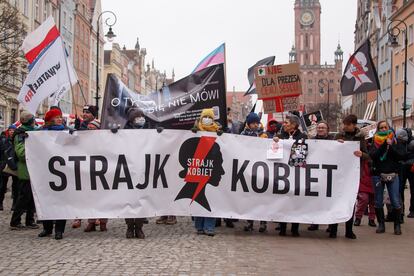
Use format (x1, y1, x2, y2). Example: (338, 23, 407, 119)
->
(44, 125, 65, 131)
(374, 130, 396, 161)
(197, 120, 220, 132)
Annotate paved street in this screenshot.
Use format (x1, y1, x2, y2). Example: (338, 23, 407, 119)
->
(0, 189, 413, 276)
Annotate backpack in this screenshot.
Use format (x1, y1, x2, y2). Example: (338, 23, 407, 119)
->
(4, 143, 18, 171)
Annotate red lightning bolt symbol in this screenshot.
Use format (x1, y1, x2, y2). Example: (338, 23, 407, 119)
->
(184, 136, 217, 203)
(349, 56, 365, 83)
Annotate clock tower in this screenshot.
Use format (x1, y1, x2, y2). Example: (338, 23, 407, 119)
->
(294, 0, 321, 66)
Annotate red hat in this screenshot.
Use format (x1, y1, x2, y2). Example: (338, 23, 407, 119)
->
(45, 108, 62, 123)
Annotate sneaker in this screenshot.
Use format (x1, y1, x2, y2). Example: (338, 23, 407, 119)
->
(156, 216, 168, 224)
(205, 230, 215, 237)
(225, 220, 234, 228)
(196, 229, 204, 235)
(259, 223, 267, 233)
(26, 223, 39, 229)
(408, 212, 414, 218)
(353, 218, 361, 226)
(165, 216, 177, 225)
(38, 230, 52, 237)
(244, 223, 253, 232)
(55, 232, 63, 240)
(345, 232, 357, 239)
(72, 220, 81, 228)
(10, 224, 26, 230)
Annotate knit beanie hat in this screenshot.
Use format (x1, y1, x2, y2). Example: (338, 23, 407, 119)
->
(45, 108, 63, 123)
(246, 112, 260, 125)
(200, 108, 215, 119)
(88, 119, 101, 129)
(396, 129, 408, 142)
(83, 105, 98, 118)
(20, 111, 34, 125)
(127, 107, 144, 121)
(8, 124, 16, 130)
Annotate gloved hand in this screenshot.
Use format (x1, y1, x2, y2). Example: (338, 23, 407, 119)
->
(191, 127, 198, 133)
(156, 127, 164, 133)
(111, 126, 119, 134)
(216, 129, 224, 136)
(74, 116, 81, 130)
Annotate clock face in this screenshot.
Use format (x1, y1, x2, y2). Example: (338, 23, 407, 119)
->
(300, 11, 314, 26)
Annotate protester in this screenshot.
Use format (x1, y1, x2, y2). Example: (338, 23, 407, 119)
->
(37, 108, 67, 240)
(395, 129, 413, 222)
(9, 111, 39, 230)
(265, 119, 282, 139)
(0, 125, 19, 211)
(370, 121, 405, 235)
(240, 112, 269, 232)
(120, 107, 148, 239)
(78, 105, 98, 130)
(83, 115, 108, 233)
(274, 114, 307, 237)
(331, 114, 368, 239)
(190, 108, 223, 236)
(406, 139, 414, 218)
(307, 121, 334, 232)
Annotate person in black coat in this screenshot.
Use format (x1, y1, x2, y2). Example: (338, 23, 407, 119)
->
(274, 114, 307, 237)
(123, 107, 147, 239)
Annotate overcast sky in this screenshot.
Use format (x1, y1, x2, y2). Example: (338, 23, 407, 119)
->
(101, 0, 356, 92)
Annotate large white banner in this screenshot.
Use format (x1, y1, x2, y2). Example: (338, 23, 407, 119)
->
(26, 130, 360, 224)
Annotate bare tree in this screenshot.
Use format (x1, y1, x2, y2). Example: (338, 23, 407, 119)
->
(0, 0, 26, 101)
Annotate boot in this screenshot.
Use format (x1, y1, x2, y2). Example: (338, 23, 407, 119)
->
(375, 208, 385, 233)
(155, 216, 167, 224)
(291, 223, 300, 237)
(279, 223, 287, 236)
(353, 218, 361, 226)
(244, 220, 253, 232)
(259, 221, 267, 233)
(329, 224, 337, 238)
(385, 205, 394, 222)
(215, 218, 222, 227)
(84, 222, 96, 232)
(368, 219, 376, 227)
(135, 219, 145, 239)
(165, 216, 177, 225)
(394, 209, 402, 235)
(99, 221, 107, 232)
(345, 218, 356, 239)
(224, 219, 234, 228)
(125, 222, 134, 239)
(55, 232, 63, 240)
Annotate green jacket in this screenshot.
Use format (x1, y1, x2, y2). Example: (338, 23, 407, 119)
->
(14, 124, 35, 180)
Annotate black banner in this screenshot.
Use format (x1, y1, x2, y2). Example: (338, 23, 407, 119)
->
(101, 64, 227, 130)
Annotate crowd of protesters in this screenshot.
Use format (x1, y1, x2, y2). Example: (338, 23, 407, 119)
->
(0, 105, 413, 240)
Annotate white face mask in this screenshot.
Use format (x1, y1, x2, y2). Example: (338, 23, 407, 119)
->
(202, 117, 213, 126)
(134, 117, 146, 126)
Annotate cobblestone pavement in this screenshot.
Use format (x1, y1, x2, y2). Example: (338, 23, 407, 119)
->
(0, 190, 413, 276)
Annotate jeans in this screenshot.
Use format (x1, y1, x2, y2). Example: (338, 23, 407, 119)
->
(194, 217, 215, 232)
(373, 175, 401, 209)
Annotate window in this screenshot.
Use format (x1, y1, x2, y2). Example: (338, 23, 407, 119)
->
(10, 109, 16, 124)
(380, 46, 384, 63)
(0, 106, 5, 129)
(387, 69, 391, 88)
(308, 88, 312, 94)
(395, 98, 399, 116)
(23, 0, 29, 16)
(68, 45, 72, 57)
(69, 17, 73, 32)
(35, 0, 40, 21)
(409, 25, 414, 45)
(402, 62, 405, 82)
(80, 51, 84, 73)
(395, 65, 400, 83)
(308, 79, 312, 84)
(63, 11, 67, 28)
(43, 0, 47, 20)
(379, 75, 383, 89)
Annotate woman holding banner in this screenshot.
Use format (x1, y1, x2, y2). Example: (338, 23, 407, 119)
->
(274, 114, 307, 237)
(38, 108, 67, 240)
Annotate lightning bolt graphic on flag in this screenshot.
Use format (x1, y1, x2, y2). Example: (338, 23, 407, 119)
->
(184, 136, 217, 203)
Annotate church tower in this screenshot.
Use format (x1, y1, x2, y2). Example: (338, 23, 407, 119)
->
(294, 0, 321, 66)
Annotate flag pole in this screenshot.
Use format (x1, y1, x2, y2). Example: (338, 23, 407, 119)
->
(59, 38, 78, 113)
(223, 43, 228, 130)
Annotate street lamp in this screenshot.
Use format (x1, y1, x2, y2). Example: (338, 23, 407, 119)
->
(96, 11, 117, 119)
(388, 19, 408, 128)
(318, 78, 330, 119)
